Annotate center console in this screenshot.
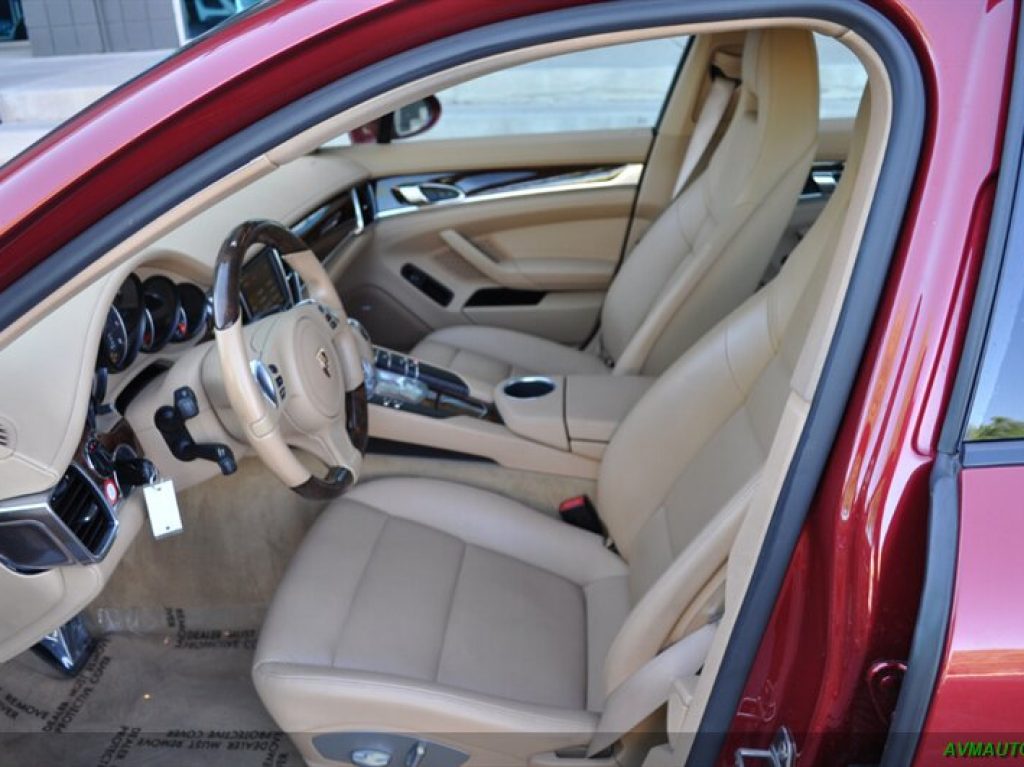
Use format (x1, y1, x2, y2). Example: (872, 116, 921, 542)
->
(370, 348, 494, 420)
(366, 346, 653, 478)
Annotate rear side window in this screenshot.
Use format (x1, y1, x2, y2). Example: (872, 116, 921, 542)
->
(967, 220, 1024, 440)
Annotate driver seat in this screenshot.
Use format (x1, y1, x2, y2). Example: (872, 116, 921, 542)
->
(254, 56, 870, 767)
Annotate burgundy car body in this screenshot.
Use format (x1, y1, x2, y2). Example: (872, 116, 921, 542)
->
(0, 1, 1020, 764)
(917, 467, 1024, 758)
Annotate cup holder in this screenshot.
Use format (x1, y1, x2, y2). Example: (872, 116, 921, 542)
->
(503, 377, 556, 399)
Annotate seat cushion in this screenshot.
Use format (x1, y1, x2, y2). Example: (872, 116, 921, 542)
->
(411, 325, 609, 392)
(253, 478, 629, 762)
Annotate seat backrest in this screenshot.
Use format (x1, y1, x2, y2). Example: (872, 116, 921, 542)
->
(597, 87, 870, 693)
(600, 28, 820, 376)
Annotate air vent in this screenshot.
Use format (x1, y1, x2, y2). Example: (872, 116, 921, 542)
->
(49, 466, 115, 558)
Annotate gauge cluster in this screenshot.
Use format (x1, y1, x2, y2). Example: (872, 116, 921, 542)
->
(98, 274, 211, 373)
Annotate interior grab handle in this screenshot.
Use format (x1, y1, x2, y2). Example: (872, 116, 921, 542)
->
(395, 182, 465, 206)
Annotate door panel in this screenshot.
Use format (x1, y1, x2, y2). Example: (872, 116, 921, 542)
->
(333, 130, 651, 350)
(343, 182, 639, 348)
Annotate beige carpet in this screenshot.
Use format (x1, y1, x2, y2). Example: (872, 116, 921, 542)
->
(0, 607, 303, 766)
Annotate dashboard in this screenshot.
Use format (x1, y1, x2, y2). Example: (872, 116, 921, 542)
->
(12, 212, 362, 564)
(2, 175, 376, 561)
(0, 156, 376, 664)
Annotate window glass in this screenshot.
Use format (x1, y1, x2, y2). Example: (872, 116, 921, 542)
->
(815, 34, 868, 120)
(327, 31, 868, 148)
(967, 235, 1024, 440)
(402, 36, 690, 141)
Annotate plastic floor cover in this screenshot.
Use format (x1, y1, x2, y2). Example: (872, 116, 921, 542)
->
(0, 607, 304, 766)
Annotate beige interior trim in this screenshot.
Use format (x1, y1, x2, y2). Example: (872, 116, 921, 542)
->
(368, 404, 599, 479)
(348, 184, 635, 349)
(791, 34, 891, 400)
(378, 163, 642, 212)
(0, 495, 144, 662)
(672, 32, 891, 762)
(439, 229, 615, 291)
(565, 375, 655, 443)
(493, 376, 569, 451)
(342, 133, 650, 177)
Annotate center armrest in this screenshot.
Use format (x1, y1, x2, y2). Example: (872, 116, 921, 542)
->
(493, 374, 654, 453)
(564, 375, 654, 444)
(493, 376, 567, 450)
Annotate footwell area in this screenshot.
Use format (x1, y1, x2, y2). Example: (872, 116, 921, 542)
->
(0, 607, 303, 767)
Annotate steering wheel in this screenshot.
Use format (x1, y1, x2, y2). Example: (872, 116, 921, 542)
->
(211, 220, 369, 499)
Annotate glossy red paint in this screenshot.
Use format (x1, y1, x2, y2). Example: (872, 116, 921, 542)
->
(0, 0, 585, 291)
(914, 467, 1024, 764)
(719, 1, 1016, 764)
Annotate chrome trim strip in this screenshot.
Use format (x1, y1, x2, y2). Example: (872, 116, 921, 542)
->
(350, 187, 366, 235)
(318, 185, 374, 270)
(376, 163, 643, 219)
(811, 169, 839, 194)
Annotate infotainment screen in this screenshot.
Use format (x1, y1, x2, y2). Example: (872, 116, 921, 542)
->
(240, 250, 290, 320)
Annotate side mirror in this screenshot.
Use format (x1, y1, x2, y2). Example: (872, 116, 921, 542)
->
(393, 96, 442, 139)
(349, 96, 442, 145)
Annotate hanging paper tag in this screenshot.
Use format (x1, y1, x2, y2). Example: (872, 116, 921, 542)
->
(143, 480, 183, 539)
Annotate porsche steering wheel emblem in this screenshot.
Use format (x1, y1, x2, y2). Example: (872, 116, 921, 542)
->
(316, 347, 332, 378)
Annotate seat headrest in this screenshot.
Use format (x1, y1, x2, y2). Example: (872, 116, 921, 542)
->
(740, 28, 819, 118)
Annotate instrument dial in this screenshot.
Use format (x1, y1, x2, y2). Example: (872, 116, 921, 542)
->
(99, 307, 129, 371)
(140, 276, 181, 353)
(171, 282, 211, 343)
(97, 274, 145, 372)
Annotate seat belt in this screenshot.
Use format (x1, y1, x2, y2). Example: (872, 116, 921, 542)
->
(670, 52, 742, 198)
(588, 622, 718, 757)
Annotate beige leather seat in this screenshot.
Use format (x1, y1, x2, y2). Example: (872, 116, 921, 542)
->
(411, 28, 820, 391)
(253, 81, 870, 766)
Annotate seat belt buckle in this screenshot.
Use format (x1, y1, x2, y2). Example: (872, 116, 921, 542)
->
(558, 495, 605, 537)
